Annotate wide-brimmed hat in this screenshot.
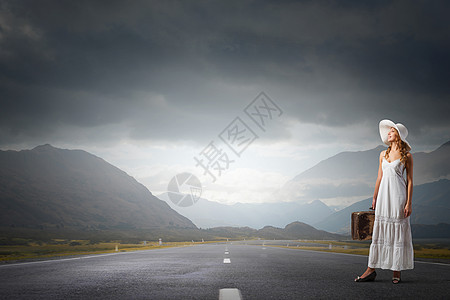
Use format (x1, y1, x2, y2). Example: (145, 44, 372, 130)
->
(379, 119, 411, 151)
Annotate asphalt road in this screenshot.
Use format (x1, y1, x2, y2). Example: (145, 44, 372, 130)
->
(0, 242, 449, 299)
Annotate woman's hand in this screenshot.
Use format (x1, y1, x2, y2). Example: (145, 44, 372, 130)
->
(404, 204, 412, 218)
(371, 197, 376, 210)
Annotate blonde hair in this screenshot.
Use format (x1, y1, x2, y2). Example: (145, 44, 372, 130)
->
(385, 128, 409, 165)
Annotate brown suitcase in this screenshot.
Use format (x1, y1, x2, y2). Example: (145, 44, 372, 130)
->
(351, 211, 375, 240)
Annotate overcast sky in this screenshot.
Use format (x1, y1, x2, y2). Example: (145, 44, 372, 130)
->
(1, 0, 449, 205)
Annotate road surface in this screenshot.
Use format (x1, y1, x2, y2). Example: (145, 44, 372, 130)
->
(1, 242, 449, 299)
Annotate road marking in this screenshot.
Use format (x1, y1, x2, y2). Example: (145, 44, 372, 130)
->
(271, 246, 450, 266)
(414, 260, 450, 267)
(0, 252, 126, 268)
(0, 245, 199, 268)
(225, 251, 229, 255)
(219, 288, 242, 300)
(223, 258, 231, 264)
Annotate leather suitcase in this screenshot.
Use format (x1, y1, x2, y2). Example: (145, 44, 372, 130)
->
(351, 211, 375, 240)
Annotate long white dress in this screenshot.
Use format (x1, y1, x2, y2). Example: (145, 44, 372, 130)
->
(368, 157, 414, 271)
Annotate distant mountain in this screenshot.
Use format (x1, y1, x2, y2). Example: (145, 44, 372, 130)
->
(414, 141, 450, 185)
(314, 179, 450, 234)
(158, 141, 450, 230)
(159, 193, 333, 229)
(259, 221, 344, 240)
(0, 145, 196, 234)
(278, 141, 450, 208)
(205, 221, 345, 240)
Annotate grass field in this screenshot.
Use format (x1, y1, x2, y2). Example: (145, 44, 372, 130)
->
(0, 239, 202, 262)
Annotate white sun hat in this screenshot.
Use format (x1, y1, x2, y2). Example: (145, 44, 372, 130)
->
(379, 119, 411, 151)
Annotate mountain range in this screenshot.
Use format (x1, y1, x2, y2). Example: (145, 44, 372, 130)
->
(1, 142, 448, 242)
(0, 144, 196, 233)
(206, 221, 344, 240)
(0, 144, 345, 242)
(162, 142, 450, 231)
(159, 194, 333, 229)
(278, 141, 450, 208)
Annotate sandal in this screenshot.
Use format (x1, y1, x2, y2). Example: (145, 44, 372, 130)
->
(392, 277, 401, 284)
(355, 271, 377, 282)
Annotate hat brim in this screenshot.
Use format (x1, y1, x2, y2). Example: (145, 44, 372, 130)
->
(379, 119, 411, 151)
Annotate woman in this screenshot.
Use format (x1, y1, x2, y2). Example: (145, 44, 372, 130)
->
(355, 119, 414, 284)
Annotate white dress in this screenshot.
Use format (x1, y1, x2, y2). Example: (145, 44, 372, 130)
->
(368, 157, 414, 271)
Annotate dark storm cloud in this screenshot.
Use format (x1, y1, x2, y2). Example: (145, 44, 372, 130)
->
(0, 0, 449, 148)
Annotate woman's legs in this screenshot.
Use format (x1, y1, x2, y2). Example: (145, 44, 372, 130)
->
(392, 270, 401, 283)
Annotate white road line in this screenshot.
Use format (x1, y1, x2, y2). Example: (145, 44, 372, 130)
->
(414, 260, 450, 267)
(223, 258, 231, 264)
(219, 288, 243, 300)
(225, 251, 229, 255)
(0, 245, 196, 268)
(0, 251, 129, 268)
(270, 246, 450, 266)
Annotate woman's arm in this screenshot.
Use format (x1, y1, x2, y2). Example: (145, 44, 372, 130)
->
(404, 153, 414, 218)
(372, 151, 384, 209)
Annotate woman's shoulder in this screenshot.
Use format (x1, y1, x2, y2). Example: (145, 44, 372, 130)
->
(378, 150, 386, 162)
